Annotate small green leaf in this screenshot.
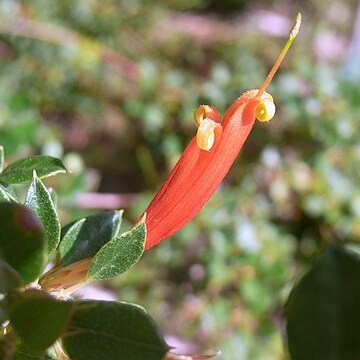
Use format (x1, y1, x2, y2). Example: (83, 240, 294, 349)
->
(0, 183, 18, 203)
(0, 156, 67, 184)
(0, 258, 22, 292)
(0, 145, 4, 173)
(9, 290, 74, 353)
(285, 245, 360, 360)
(25, 172, 61, 255)
(59, 210, 122, 266)
(88, 218, 145, 280)
(62, 300, 168, 360)
(0, 203, 47, 283)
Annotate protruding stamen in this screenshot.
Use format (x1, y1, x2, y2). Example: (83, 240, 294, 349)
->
(194, 105, 212, 126)
(256, 12, 301, 97)
(290, 12, 302, 40)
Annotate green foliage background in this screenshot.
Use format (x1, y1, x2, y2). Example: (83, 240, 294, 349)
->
(1, 0, 360, 358)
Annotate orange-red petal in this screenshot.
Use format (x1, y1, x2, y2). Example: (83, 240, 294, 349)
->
(143, 96, 260, 249)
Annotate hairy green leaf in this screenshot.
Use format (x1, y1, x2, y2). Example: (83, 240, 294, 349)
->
(0, 156, 67, 184)
(285, 245, 360, 360)
(0, 203, 47, 283)
(0, 184, 18, 203)
(88, 219, 145, 280)
(59, 210, 122, 266)
(25, 173, 61, 255)
(62, 300, 168, 360)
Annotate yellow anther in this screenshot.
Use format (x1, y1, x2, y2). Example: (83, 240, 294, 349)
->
(256, 100, 276, 122)
(196, 118, 220, 151)
(255, 92, 276, 122)
(194, 105, 213, 126)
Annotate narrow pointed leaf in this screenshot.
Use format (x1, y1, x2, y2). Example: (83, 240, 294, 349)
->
(62, 300, 168, 360)
(0, 203, 47, 283)
(59, 210, 122, 266)
(0, 184, 18, 203)
(285, 245, 360, 360)
(8, 290, 74, 353)
(0, 258, 22, 292)
(88, 219, 145, 280)
(0, 156, 67, 184)
(0, 145, 4, 173)
(25, 174, 61, 255)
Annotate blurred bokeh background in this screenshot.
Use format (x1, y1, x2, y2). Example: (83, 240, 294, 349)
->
(1, 0, 360, 358)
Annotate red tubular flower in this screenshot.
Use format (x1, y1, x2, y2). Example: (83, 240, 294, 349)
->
(142, 14, 301, 250)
